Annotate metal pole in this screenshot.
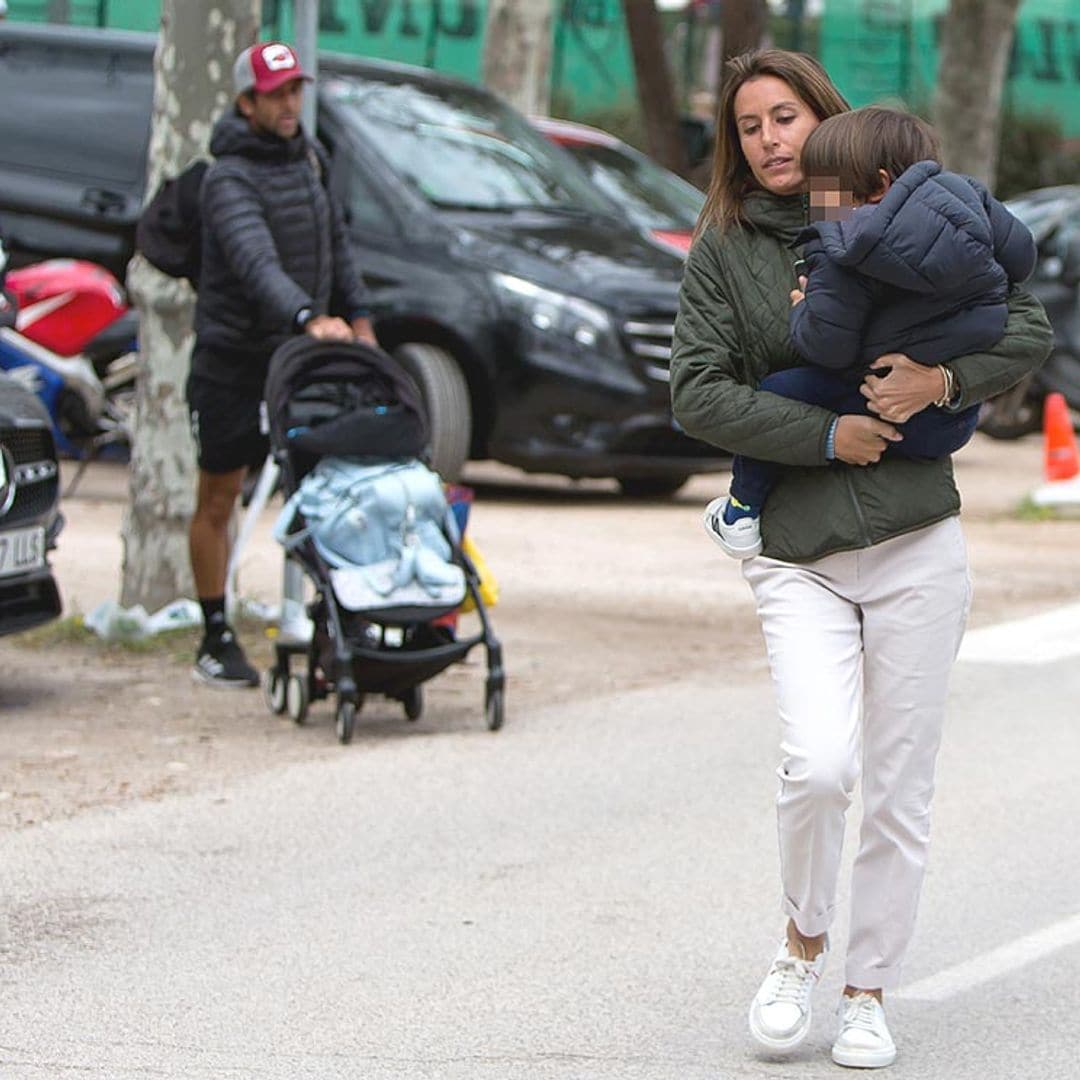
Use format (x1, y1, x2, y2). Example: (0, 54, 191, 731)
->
(293, 0, 318, 137)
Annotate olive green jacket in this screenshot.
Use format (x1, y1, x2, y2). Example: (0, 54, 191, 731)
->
(670, 191, 1053, 562)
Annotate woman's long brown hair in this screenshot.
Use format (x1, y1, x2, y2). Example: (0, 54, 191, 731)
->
(696, 50, 851, 238)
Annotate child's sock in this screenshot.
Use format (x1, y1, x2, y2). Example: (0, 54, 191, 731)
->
(723, 495, 759, 524)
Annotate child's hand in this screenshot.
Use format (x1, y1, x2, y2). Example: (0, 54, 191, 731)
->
(789, 288, 805, 306)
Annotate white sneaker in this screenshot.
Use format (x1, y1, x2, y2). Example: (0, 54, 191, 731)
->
(831, 993, 897, 1069)
(703, 496, 762, 559)
(748, 938, 828, 1052)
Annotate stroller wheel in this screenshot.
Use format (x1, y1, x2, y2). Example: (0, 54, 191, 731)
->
(335, 699, 357, 745)
(263, 669, 287, 715)
(286, 674, 308, 725)
(484, 684, 505, 732)
(402, 684, 423, 721)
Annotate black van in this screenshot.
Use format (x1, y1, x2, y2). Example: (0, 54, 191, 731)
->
(0, 23, 726, 494)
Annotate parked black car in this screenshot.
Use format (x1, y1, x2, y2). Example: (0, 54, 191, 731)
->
(976, 185, 1080, 438)
(0, 23, 727, 495)
(0, 369, 63, 637)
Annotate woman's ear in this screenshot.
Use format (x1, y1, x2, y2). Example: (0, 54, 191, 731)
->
(864, 169, 893, 205)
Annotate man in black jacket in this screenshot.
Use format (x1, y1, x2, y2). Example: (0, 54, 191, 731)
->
(189, 40, 376, 688)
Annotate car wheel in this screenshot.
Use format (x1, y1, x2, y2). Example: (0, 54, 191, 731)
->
(617, 475, 690, 498)
(393, 343, 471, 481)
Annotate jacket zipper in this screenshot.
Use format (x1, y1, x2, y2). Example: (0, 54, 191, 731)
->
(843, 467, 873, 547)
(306, 146, 324, 311)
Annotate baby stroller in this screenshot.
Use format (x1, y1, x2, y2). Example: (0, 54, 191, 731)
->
(261, 336, 505, 744)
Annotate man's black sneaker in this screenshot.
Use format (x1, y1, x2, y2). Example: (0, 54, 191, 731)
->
(192, 629, 259, 689)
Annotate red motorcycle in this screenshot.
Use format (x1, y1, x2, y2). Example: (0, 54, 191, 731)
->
(0, 258, 137, 462)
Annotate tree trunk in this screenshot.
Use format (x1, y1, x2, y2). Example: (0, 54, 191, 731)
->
(121, 0, 261, 611)
(722, 0, 770, 61)
(622, 0, 689, 178)
(932, 0, 1022, 190)
(481, 0, 554, 116)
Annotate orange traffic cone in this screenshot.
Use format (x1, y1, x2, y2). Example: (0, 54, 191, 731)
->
(1043, 392, 1079, 482)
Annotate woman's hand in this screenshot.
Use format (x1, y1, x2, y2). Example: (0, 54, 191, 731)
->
(834, 415, 902, 465)
(861, 353, 945, 423)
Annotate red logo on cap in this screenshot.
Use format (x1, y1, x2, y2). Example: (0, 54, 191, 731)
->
(261, 44, 297, 72)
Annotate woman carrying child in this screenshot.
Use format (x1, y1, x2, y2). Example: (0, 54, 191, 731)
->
(671, 50, 1051, 1068)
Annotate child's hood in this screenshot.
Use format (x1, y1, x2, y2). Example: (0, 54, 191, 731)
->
(801, 160, 998, 294)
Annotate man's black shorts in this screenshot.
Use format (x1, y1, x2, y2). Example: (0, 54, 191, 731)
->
(186, 371, 268, 475)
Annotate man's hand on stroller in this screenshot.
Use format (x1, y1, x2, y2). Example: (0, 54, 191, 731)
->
(350, 316, 378, 347)
(305, 315, 355, 342)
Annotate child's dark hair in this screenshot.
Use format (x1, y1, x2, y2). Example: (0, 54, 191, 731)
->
(800, 106, 942, 201)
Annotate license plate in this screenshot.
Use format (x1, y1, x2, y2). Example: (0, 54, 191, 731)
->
(0, 525, 46, 578)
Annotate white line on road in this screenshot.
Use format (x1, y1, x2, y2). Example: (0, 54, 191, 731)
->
(897, 912, 1080, 1002)
(957, 601, 1080, 665)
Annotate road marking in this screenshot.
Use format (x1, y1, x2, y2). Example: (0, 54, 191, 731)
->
(897, 912, 1080, 1002)
(957, 601, 1080, 665)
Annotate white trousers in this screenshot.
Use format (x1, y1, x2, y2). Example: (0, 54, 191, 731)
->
(742, 517, 971, 991)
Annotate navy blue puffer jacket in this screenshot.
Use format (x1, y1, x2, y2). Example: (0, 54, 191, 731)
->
(789, 161, 1036, 373)
(193, 112, 371, 388)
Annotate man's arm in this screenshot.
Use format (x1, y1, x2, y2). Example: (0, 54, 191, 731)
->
(201, 167, 312, 328)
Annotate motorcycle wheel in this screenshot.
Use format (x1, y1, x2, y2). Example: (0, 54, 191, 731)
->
(977, 375, 1042, 440)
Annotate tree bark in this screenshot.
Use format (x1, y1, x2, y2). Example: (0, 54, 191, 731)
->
(622, 0, 689, 178)
(932, 0, 1022, 190)
(481, 0, 554, 116)
(722, 0, 770, 61)
(121, 1, 261, 611)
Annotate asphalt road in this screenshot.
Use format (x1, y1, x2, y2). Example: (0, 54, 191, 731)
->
(2, 639, 1079, 1078)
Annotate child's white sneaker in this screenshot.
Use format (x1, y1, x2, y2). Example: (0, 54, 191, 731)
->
(831, 993, 897, 1069)
(748, 938, 828, 1052)
(703, 496, 762, 559)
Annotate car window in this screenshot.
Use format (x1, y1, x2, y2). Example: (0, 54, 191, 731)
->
(333, 154, 397, 234)
(0, 41, 151, 188)
(323, 75, 610, 214)
(562, 143, 704, 231)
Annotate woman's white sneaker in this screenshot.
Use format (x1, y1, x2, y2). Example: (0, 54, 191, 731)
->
(831, 993, 897, 1069)
(748, 938, 828, 1051)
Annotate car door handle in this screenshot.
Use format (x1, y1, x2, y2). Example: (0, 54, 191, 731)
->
(81, 187, 127, 216)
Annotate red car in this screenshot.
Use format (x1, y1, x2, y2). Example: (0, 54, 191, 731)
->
(531, 117, 704, 257)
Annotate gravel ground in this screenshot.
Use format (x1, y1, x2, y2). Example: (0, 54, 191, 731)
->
(1, 432, 1078, 831)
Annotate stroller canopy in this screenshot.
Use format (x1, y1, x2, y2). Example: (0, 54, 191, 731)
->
(264, 338, 429, 463)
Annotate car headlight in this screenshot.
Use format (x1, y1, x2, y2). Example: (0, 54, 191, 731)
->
(491, 272, 622, 356)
